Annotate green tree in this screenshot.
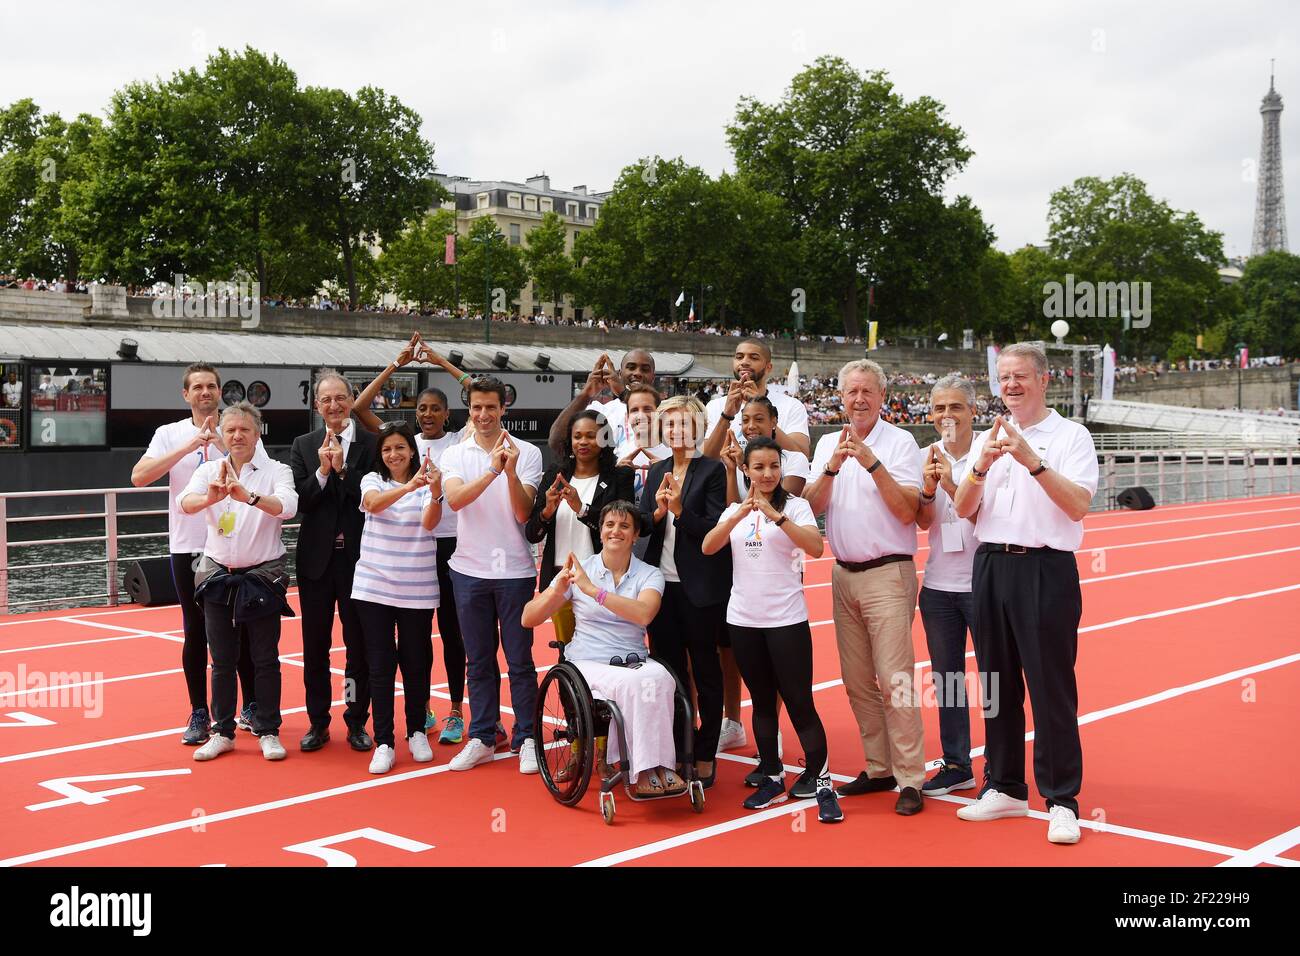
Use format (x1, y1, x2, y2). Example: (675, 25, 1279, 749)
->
(1046, 173, 1227, 357)
(522, 210, 573, 315)
(458, 216, 528, 314)
(297, 84, 442, 309)
(1235, 251, 1300, 356)
(728, 56, 974, 337)
(378, 208, 458, 310)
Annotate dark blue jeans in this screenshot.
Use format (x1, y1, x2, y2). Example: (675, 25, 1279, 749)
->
(918, 586, 976, 771)
(450, 570, 537, 749)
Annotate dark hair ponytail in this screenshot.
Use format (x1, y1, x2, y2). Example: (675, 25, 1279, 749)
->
(742, 435, 788, 512)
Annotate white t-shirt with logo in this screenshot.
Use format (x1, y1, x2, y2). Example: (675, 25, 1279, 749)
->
(145, 417, 226, 553)
(416, 432, 460, 539)
(721, 495, 817, 628)
(440, 432, 544, 580)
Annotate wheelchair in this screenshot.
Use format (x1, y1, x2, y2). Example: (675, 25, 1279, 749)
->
(535, 640, 706, 824)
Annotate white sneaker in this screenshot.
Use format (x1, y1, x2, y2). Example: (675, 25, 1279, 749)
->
(408, 731, 433, 763)
(259, 735, 287, 761)
(518, 737, 540, 774)
(449, 738, 495, 771)
(1047, 805, 1082, 844)
(716, 718, 748, 755)
(777, 730, 783, 761)
(369, 744, 396, 774)
(194, 735, 235, 762)
(955, 788, 1030, 821)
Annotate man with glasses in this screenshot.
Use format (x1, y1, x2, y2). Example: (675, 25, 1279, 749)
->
(289, 370, 379, 753)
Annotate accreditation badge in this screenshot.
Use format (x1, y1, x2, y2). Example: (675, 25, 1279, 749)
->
(217, 510, 237, 537)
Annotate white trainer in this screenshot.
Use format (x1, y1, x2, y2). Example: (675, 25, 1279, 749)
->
(408, 731, 433, 763)
(955, 788, 1030, 821)
(1047, 805, 1082, 844)
(369, 744, 396, 774)
(518, 737, 540, 774)
(449, 737, 495, 771)
(194, 735, 235, 762)
(716, 718, 748, 755)
(259, 735, 287, 761)
(777, 730, 783, 761)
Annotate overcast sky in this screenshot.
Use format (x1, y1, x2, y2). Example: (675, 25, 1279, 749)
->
(3, 0, 1294, 259)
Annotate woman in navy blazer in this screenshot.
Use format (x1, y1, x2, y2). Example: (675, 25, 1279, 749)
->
(637, 395, 731, 787)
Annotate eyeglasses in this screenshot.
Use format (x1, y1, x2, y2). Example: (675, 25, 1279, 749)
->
(609, 653, 643, 669)
(318, 396, 351, 406)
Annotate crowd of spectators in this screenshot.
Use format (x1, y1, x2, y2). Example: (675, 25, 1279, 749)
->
(0, 274, 90, 294)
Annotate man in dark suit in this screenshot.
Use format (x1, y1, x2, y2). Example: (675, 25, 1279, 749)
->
(289, 370, 379, 753)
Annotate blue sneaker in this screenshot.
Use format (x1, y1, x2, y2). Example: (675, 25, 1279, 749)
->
(922, 764, 977, 796)
(743, 777, 788, 810)
(816, 785, 844, 823)
(424, 708, 437, 731)
(182, 707, 210, 745)
(236, 701, 257, 733)
(439, 714, 465, 745)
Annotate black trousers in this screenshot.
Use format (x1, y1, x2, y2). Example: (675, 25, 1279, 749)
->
(435, 537, 466, 706)
(299, 549, 370, 731)
(729, 621, 828, 779)
(971, 547, 1083, 815)
(204, 602, 281, 739)
(648, 582, 724, 761)
(355, 600, 434, 747)
(172, 552, 255, 712)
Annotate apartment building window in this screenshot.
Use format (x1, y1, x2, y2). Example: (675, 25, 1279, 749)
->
(540, 197, 553, 212)
(588, 204, 600, 220)
(524, 195, 537, 212)
(565, 200, 578, 217)
(507, 193, 522, 209)
(509, 223, 521, 245)
(476, 193, 489, 209)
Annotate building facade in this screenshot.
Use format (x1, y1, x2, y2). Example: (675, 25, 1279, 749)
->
(434, 173, 610, 320)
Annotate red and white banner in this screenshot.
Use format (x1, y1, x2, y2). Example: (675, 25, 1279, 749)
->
(444, 235, 456, 265)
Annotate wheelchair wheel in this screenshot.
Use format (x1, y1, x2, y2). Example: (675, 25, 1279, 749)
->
(536, 664, 595, 806)
(600, 790, 616, 825)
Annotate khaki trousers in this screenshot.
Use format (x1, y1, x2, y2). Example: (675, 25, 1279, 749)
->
(831, 560, 925, 790)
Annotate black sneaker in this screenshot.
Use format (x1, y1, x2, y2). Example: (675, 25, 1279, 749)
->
(790, 769, 818, 799)
(922, 764, 977, 796)
(743, 777, 788, 810)
(743, 767, 767, 788)
(182, 707, 210, 746)
(236, 701, 257, 733)
(816, 786, 844, 823)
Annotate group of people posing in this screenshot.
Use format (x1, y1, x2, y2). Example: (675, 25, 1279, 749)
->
(136, 333, 1098, 843)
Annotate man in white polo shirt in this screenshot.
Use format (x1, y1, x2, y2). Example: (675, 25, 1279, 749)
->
(702, 338, 810, 459)
(914, 374, 981, 798)
(547, 349, 658, 457)
(805, 359, 927, 815)
(953, 342, 1098, 845)
(132, 363, 256, 746)
(179, 402, 298, 762)
(441, 376, 545, 774)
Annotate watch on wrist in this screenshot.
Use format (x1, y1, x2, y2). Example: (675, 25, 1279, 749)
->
(720, 411, 735, 421)
(823, 466, 840, 477)
(248, 493, 261, 507)
(919, 489, 936, 502)
(1029, 459, 1049, 477)
(866, 459, 882, 474)
(971, 464, 989, 478)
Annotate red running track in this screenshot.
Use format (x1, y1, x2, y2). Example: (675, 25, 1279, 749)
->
(0, 495, 1297, 867)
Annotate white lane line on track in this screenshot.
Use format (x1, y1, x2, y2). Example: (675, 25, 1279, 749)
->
(1217, 826, 1300, 868)
(0, 630, 184, 655)
(581, 653, 1300, 867)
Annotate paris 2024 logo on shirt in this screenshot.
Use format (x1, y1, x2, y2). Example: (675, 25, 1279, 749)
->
(744, 516, 764, 558)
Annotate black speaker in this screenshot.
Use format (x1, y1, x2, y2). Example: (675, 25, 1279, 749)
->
(1116, 486, 1156, 511)
(123, 557, 179, 606)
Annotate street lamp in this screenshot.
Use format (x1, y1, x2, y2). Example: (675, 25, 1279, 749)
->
(472, 231, 500, 345)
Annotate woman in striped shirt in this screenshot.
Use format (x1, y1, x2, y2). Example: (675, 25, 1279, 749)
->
(354, 421, 443, 774)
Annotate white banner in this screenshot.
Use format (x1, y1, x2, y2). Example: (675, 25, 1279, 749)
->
(987, 345, 1000, 396)
(1102, 344, 1116, 402)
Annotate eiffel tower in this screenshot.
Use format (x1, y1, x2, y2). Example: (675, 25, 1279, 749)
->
(1251, 62, 1288, 255)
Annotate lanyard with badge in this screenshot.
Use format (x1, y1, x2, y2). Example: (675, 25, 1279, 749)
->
(937, 421, 965, 552)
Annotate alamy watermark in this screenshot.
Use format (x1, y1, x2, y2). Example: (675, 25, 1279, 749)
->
(1042, 273, 1150, 329)
(151, 272, 261, 329)
(0, 664, 103, 718)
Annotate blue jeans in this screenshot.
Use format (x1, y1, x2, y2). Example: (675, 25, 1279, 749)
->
(918, 586, 976, 771)
(450, 570, 537, 749)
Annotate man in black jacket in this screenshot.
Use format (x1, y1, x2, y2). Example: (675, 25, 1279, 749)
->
(289, 370, 379, 753)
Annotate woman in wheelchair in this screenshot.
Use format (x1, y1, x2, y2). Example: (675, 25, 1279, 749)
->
(522, 500, 683, 797)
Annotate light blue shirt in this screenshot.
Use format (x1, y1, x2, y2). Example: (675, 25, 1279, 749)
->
(564, 553, 666, 663)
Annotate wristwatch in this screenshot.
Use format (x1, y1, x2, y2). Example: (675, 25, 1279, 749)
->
(1029, 459, 1049, 477)
(434, 493, 445, 504)
(248, 493, 261, 508)
(774, 514, 788, 527)
(823, 466, 840, 477)
(720, 411, 736, 421)
(866, 459, 882, 474)
(919, 489, 936, 502)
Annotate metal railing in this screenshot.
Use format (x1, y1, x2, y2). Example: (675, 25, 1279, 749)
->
(1092, 448, 1299, 510)
(1092, 432, 1300, 451)
(0, 486, 300, 615)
